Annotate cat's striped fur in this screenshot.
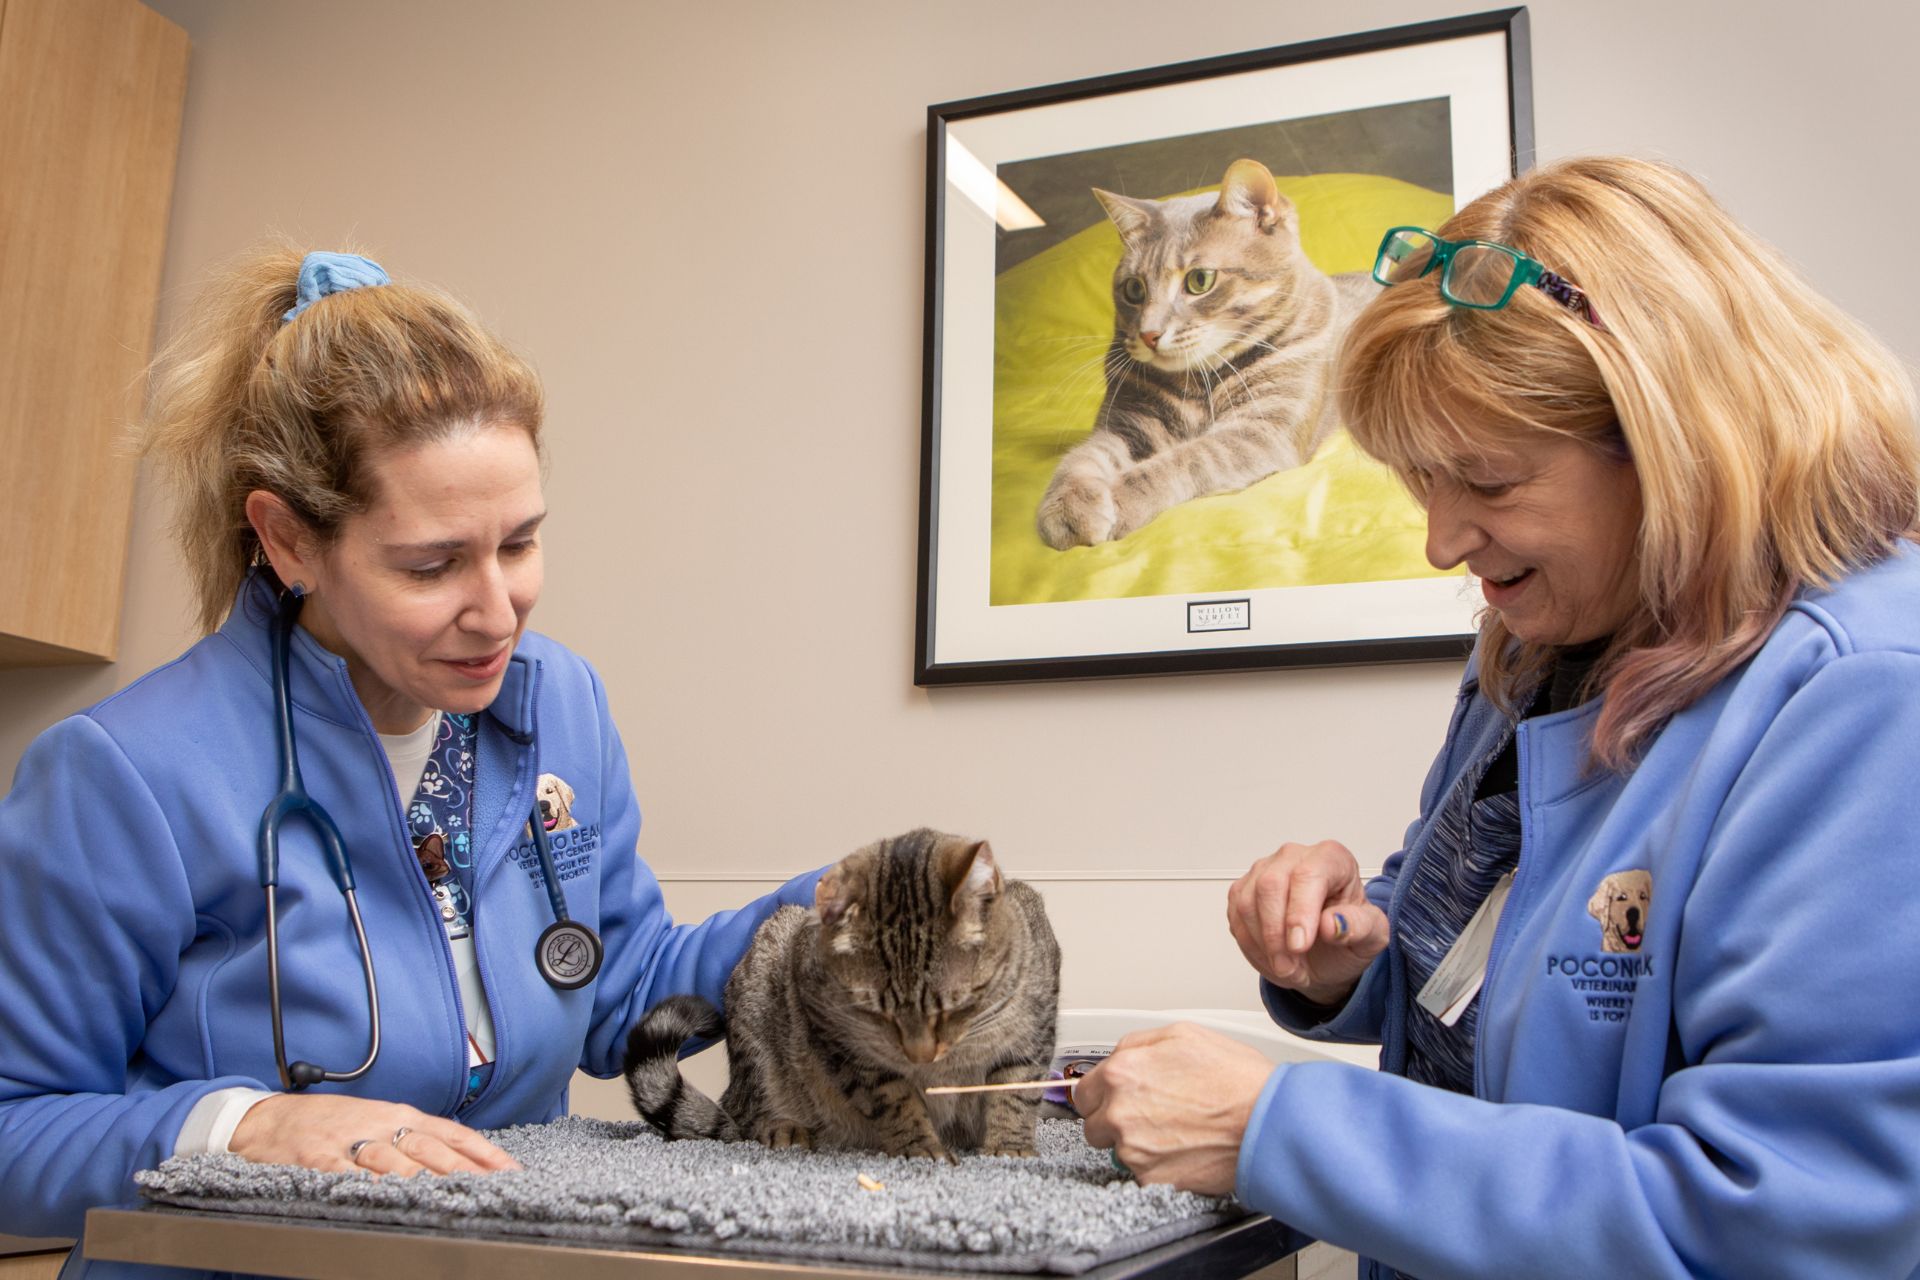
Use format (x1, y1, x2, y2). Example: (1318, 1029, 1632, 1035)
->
(1037, 158, 1375, 548)
(622, 829, 1061, 1159)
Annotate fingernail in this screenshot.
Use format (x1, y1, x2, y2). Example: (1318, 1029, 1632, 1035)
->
(1289, 926, 1306, 951)
(1334, 913, 1349, 939)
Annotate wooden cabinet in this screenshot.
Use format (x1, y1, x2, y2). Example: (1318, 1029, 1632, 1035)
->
(0, 0, 188, 666)
(0, 1235, 66, 1280)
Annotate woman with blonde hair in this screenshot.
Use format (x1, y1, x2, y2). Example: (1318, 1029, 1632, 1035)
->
(0, 248, 824, 1276)
(1076, 156, 1920, 1277)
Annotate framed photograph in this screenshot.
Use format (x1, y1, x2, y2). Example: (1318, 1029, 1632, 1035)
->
(915, 8, 1532, 685)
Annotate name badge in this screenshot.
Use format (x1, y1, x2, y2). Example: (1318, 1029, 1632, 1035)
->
(1415, 871, 1516, 1027)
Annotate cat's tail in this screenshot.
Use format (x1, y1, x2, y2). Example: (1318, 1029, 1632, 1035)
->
(622, 994, 736, 1140)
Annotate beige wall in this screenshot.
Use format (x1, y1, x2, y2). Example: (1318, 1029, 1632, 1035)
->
(3, 0, 1917, 1067)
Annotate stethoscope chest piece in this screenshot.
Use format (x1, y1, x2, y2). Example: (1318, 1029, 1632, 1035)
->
(536, 919, 603, 989)
(525, 805, 604, 990)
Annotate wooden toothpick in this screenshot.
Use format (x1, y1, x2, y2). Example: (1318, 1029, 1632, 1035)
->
(923, 1078, 1074, 1095)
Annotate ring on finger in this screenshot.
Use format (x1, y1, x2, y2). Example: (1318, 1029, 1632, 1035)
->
(392, 1125, 412, 1148)
(347, 1138, 377, 1162)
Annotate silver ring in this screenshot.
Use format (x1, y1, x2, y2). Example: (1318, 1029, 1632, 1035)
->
(392, 1125, 412, 1147)
(347, 1138, 376, 1161)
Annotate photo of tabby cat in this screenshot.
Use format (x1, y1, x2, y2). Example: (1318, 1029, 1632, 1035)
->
(623, 828, 1061, 1159)
(1036, 157, 1376, 549)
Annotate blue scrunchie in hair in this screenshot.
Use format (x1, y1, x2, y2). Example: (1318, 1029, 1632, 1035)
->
(281, 251, 390, 324)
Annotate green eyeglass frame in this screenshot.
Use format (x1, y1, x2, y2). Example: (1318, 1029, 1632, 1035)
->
(1372, 225, 1607, 330)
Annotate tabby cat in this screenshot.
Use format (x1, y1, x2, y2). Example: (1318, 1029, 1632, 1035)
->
(623, 828, 1061, 1159)
(1037, 157, 1376, 549)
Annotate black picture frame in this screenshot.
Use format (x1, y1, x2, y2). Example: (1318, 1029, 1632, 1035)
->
(915, 8, 1532, 686)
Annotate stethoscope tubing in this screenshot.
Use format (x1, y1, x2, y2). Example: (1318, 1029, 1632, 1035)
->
(261, 587, 381, 1090)
(526, 808, 573, 924)
(257, 585, 603, 1090)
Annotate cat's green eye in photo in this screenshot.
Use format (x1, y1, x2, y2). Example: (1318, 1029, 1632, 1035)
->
(1184, 267, 1217, 295)
(1120, 276, 1147, 305)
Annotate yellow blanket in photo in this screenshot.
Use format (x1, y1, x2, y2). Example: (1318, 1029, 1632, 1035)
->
(990, 172, 1462, 606)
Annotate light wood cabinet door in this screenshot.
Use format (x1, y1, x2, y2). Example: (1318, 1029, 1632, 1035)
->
(0, 1251, 66, 1280)
(0, 0, 188, 666)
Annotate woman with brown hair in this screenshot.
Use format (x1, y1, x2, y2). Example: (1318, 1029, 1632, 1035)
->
(0, 248, 824, 1276)
(1076, 156, 1920, 1278)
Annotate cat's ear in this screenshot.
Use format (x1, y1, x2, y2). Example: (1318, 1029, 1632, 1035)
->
(942, 839, 1003, 947)
(815, 855, 868, 949)
(1093, 188, 1155, 247)
(1214, 159, 1292, 235)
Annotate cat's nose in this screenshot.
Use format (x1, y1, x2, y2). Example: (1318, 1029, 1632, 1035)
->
(1139, 330, 1163, 350)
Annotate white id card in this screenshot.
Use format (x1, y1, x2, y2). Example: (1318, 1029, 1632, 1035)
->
(1415, 871, 1516, 1028)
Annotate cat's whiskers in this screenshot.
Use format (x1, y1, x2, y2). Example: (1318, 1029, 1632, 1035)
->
(1090, 364, 1137, 437)
(1044, 359, 1112, 413)
(1197, 366, 1232, 404)
(1208, 328, 1296, 410)
(1087, 346, 1137, 392)
(1205, 343, 1262, 414)
(1034, 342, 1124, 422)
(1039, 350, 1131, 447)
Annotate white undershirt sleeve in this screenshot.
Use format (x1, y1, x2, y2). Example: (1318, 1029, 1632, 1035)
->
(175, 1087, 278, 1156)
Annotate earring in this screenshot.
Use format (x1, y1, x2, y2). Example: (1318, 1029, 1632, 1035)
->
(288, 581, 308, 599)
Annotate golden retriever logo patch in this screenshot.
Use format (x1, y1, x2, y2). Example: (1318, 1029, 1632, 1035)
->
(1586, 869, 1651, 953)
(535, 773, 579, 833)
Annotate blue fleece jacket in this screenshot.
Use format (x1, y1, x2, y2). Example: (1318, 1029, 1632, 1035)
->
(1249, 546, 1920, 1279)
(0, 574, 824, 1276)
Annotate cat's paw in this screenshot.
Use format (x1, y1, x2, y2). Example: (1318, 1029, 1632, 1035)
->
(895, 1136, 951, 1161)
(757, 1123, 814, 1150)
(980, 1139, 1037, 1158)
(1037, 476, 1117, 549)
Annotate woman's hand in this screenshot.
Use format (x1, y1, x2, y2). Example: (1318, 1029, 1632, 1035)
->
(1074, 1023, 1274, 1196)
(229, 1093, 522, 1177)
(1228, 840, 1389, 1006)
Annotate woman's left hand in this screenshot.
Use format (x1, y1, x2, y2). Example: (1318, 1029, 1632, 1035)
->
(1073, 1023, 1275, 1196)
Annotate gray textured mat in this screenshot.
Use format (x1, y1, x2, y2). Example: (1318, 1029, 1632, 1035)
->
(136, 1116, 1242, 1274)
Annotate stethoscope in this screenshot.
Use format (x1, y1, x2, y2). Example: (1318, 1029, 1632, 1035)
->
(258, 585, 604, 1091)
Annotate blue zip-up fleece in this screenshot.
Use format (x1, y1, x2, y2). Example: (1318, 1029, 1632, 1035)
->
(1247, 546, 1920, 1279)
(0, 574, 824, 1276)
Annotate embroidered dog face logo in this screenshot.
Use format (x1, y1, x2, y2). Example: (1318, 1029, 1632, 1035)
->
(415, 831, 452, 882)
(535, 773, 578, 833)
(1587, 869, 1652, 953)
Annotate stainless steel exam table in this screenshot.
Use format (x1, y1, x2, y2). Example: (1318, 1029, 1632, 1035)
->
(84, 1204, 1307, 1279)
